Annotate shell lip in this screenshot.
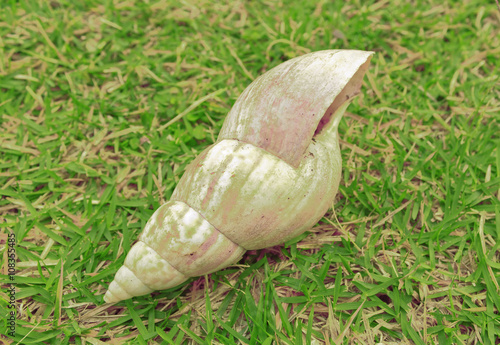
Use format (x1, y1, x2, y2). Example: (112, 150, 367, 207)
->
(314, 51, 374, 138)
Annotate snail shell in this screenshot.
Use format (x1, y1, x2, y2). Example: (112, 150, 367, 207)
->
(104, 50, 373, 303)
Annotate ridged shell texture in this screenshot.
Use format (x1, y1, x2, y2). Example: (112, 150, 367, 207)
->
(104, 50, 373, 303)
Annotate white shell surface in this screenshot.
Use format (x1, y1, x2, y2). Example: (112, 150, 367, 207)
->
(103, 49, 374, 303)
(124, 241, 188, 290)
(104, 266, 153, 303)
(172, 133, 341, 250)
(140, 201, 246, 276)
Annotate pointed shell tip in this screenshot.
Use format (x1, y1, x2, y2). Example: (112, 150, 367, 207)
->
(103, 290, 120, 304)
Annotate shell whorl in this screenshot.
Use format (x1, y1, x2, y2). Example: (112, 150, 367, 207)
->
(103, 201, 245, 303)
(218, 49, 373, 167)
(104, 49, 373, 303)
(171, 137, 341, 250)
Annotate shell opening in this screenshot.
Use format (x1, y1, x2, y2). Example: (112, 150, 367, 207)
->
(314, 57, 373, 137)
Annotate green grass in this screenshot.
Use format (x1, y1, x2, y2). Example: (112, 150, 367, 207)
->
(0, 0, 499, 344)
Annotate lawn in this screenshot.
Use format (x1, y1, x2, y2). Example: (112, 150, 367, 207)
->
(0, 0, 499, 344)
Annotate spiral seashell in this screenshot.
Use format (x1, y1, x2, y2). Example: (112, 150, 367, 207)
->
(104, 49, 373, 303)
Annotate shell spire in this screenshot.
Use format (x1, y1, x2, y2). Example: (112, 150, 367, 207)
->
(104, 49, 373, 303)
